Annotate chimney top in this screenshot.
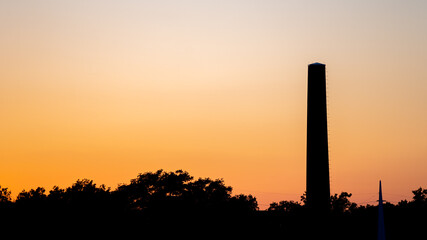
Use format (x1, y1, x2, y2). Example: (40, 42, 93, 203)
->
(309, 62, 325, 66)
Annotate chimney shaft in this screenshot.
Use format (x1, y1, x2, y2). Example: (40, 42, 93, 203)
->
(306, 63, 331, 213)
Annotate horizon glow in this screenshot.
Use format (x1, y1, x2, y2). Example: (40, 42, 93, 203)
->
(1, 0, 426, 209)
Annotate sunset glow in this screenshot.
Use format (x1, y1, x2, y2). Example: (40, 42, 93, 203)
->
(1, 0, 426, 209)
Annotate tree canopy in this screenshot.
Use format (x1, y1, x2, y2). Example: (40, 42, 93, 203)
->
(0, 170, 425, 239)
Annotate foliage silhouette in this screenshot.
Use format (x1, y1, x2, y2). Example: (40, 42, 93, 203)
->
(411, 187, 427, 203)
(268, 200, 302, 213)
(0, 170, 425, 239)
(330, 192, 358, 214)
(17, 187, 47, 202)
(0, 186, 11, 203)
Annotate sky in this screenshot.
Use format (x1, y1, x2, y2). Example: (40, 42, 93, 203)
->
(1, 0, 426, 209)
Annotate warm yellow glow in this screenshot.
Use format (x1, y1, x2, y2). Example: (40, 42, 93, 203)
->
(1, 1, 426, 208)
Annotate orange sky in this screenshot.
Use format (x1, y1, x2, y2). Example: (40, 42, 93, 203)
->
(1, 1, 426, 209)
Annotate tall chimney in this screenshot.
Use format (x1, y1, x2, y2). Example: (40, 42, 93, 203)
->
(306, 62, 331, 213)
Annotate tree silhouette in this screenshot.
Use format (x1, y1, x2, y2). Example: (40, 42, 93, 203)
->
(0, 186, 11, 203)
(63, 178, 112, 216)
(300, 191, 307, 205)
(113, 169, 256, 219)
(412, 187, 427, 204)
(0, 186, 12, 212)
(48, 185, 66, 201)
(330, 192, 357, 214)
(268, 200, 302, 213)
(16, 187, 47, 202)
(230, 194, 258, 212)
(115, 169, 193, 212)
(0, 170, 425, 239)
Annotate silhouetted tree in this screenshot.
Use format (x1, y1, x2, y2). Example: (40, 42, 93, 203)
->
(397, 199, 409, 207)
(330, 192, 357, 214)
(63, 178, 112, 216)
(0, 186, 11, 203)
(412, 187, 427, 204)
(113, 169, 258, 223)
(14, 187, 49, 216)
(230, 194, 258, 212)
(186, 177, 232, 206)
(0, 186, 12, 211)
(300, 191, 307, 205)
(48, 185, 66, 201)
(116, 169, 193, 212)
(16, 187, 47, 202)
(268, 200, 302, 213)
(66, 179, 110, 198)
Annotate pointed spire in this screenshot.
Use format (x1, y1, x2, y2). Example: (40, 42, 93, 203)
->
(378, 180, 386, 240)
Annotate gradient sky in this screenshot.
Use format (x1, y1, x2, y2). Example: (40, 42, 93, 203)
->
(1, 0, 426, 209)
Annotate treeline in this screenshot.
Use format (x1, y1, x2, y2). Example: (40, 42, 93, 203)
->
(265, 188, 427, 240)
(0, 170, 259, 237)
(0, 169, 258, 214)
(0, 169, 426, 239)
